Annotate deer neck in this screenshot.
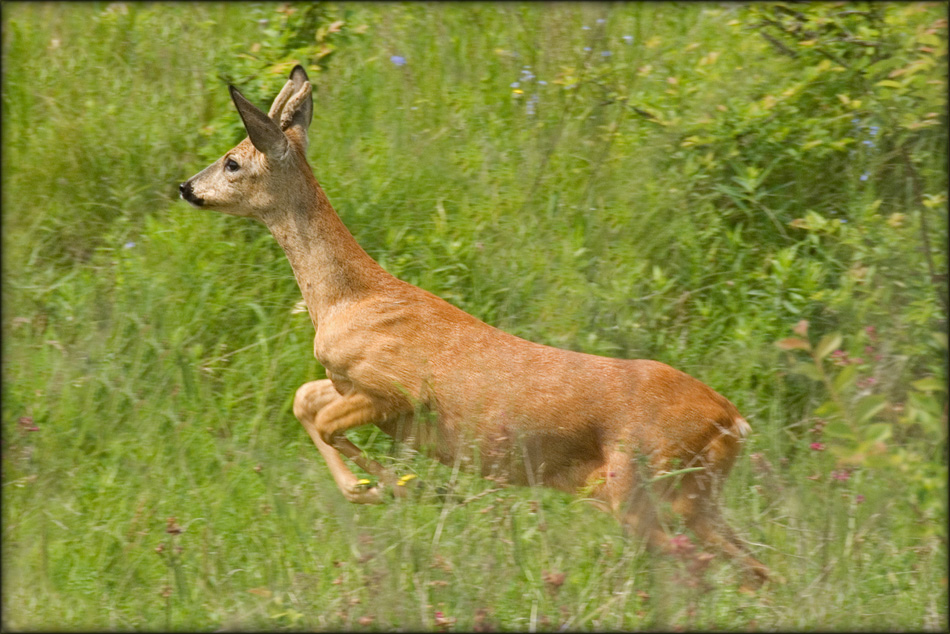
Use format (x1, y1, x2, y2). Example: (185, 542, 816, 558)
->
(263, 179, 386, 330)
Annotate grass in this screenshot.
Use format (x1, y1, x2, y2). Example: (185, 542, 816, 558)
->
(3, 2, 947, 630)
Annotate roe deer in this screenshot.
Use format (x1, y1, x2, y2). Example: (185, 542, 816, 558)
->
(179, 65, 770, 586)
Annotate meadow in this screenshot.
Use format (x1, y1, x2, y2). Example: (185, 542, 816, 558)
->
(2, 2, 947, 630)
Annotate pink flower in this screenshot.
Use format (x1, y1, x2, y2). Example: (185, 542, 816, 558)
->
(668, 533, 695, 556)
(831, 469, 850, 481)
(856, 495, 865, 504)
(810, 442, 825, 451)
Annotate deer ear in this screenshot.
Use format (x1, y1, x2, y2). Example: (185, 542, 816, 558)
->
(230, 85, 289, 158)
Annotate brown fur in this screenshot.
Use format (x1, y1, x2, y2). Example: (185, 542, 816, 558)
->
(180, 66, 770, 586)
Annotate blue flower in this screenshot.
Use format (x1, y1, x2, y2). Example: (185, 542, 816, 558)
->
(863, 140, 874, 147)
(537, 80, 548, 86)
(582, 25, 591, 30)
(596, 18, 606, 24)
(601, 50, 612, 57)
(123, 241, 136, 249)
(869, 125, 879, 136)
(583, 46, 592, 52)
(860, 172, 869, 181)
(510, 81, 520, 88)
(390, 55, 407, 66)
(622, 35, 634, 44)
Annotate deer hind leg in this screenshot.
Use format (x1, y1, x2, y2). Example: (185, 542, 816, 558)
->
(595, 452, 674, 553)
(599, 448, 769, 587)
(293, 380, 406, 504)
(671, 458, 771, 588)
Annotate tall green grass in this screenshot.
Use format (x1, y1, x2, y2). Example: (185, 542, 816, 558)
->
(3, 2, 946, 630)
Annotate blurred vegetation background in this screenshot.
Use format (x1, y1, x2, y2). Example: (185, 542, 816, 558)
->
(3, 2, 946, 630)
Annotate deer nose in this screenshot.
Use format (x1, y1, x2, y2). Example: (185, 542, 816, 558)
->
(179, 181, 204, 206)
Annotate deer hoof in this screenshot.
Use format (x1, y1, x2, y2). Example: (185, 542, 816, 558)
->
(345, 480, 385, 505)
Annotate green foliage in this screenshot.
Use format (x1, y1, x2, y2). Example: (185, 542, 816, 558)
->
(3, 2, 946, 630)
(778, 320, 947, 533)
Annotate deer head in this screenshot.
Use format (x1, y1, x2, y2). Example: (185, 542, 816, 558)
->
(179, 65, 314, 220)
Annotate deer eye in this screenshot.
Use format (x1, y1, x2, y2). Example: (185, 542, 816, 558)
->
(224, 158, 240, 172)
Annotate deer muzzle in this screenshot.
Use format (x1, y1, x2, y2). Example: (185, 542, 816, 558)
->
(179, 181, 204, 207)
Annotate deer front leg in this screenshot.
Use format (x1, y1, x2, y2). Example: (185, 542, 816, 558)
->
(293, 380, 407, 503)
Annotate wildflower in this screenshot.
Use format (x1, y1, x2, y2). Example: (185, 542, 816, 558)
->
(601, 50, 612, 57)
(512, 88, 523, 96)
(831, 469, 850, 482)
(831, 349, 849, 366)
(865, 325, 877, 340)
(165, 517, 183, 534)
(434, 610, 456, 630)
(582, 25, 591, 30)
(18, 416, 39, 432)
(510, 81, 520, 88)
(856, 494, 866, 503)
(583, 46, 592, 52)
(869, 125, 879, 136)
(596, 18, 606, 24)
(860, 172, 869, 181)
(857, 376, 877, 389)
(810, 442, 825, 451)
(669, 533, 695, 556)
(623, 35, 634, 44)
(862, 139, 874, 147)
(390, 55, 407, 66)
(123, 241, 136, 249)
(537, 80, 548, 86)
(542, 570, 567, 593)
